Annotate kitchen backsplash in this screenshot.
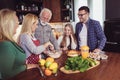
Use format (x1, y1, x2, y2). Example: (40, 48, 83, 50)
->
(50, 22, 75, 33)
(13, 22, 75, 41)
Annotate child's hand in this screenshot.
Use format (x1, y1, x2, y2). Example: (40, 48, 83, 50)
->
(62, 47, 68, 51)
(70, 34, 74, 40)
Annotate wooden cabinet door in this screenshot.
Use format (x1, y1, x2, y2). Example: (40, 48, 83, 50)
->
(0, 0, 15, 10)
(43, 0, 61, 22)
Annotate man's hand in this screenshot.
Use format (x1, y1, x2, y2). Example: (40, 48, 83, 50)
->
(93, 48, 101, 53)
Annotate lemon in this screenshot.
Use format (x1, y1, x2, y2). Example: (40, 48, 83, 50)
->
(46, 57, 54, 63)
(52, 68, 58, 74)
(39, 59, 46, 66)
(49, 62, 58, 70)
(45, 61, 52, 68)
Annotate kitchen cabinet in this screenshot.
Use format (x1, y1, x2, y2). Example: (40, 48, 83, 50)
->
(61, 0, 74, 22)
(0, 0, 15, 10)
(43, 0, 74, 22)
(104, 19, 120, 52)
(15, 0, 43, 24)
(0, 0, 43, 24)
(43, 0, 61, 22)
(0, 0, 74, 23)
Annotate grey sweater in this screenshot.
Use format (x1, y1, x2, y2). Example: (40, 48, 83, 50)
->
(35, 20, 59, 50)
(19, 33, 45, 58)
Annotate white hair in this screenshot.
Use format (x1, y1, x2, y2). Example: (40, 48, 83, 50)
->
(39, 8, 52, 20)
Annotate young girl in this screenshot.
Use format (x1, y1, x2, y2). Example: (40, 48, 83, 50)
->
(19, 13, 51, 64)
(58, 23, 77, 50)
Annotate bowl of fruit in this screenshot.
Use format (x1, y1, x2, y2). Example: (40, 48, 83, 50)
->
(39, 57, 59, 76)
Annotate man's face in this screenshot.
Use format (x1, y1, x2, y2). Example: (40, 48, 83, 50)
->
(78, 10, 89, 23)
(40, 11, 51, 25)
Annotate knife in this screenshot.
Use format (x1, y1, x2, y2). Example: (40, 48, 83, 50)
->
(38, 67, 44, 77)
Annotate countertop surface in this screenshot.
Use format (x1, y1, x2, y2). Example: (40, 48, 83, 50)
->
(19, 51, 120, 80)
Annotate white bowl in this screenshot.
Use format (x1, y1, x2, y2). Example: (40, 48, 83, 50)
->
(47, 50, 62, 58)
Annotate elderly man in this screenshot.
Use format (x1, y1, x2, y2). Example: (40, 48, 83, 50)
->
(35, 8, 59, 51)
(75, 6, 106, 53)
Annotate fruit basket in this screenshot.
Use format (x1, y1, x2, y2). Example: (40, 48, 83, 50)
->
(38, 57, 59, 76)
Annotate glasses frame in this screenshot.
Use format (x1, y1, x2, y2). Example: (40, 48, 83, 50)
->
(78, 13, 87, 17)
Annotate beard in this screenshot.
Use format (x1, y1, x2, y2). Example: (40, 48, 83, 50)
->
(40, 20, 48, 26)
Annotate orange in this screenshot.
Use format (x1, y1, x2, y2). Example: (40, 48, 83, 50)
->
(44, 68, 52, 76)
(46, 57, 54, 63)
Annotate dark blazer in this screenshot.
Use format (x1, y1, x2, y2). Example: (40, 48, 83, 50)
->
(75, 18, 106, 51)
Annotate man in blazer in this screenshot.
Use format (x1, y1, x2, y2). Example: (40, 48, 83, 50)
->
(75, 6, 106, 53)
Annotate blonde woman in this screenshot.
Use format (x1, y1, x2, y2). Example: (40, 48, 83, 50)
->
(0, 9, 42, 80)
(19, 13, 51, 64)
(58, 23, 77, 50)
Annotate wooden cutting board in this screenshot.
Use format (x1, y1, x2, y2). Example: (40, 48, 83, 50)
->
(60, 61, 100, 74)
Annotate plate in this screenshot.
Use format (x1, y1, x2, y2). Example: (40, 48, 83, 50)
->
(60, 60, 100, 74)
(89, 52, 108, 60)
(47, 50, 62, 58)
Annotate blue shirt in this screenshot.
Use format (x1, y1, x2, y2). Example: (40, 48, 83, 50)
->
(75, 18, 106, 51)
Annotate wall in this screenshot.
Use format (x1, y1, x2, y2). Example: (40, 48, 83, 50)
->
(74, 0, 88, 24)
(88, 0, 105, 27)
(74, 0, 105, 27)
(14, 22, 68, 41)
(106, 0, 120, 19)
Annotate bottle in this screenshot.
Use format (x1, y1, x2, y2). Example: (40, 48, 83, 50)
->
(21, 3, 24, 11)
(32, 4, 35, 11)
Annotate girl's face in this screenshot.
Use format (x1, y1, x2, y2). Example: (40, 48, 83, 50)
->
(32, 20, 38, 32)
(64, 26, 71, 36)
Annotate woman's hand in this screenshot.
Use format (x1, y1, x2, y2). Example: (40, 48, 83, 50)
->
(44, 41, 52, 48)
(49, 45, 55, 51)
(26, 64, 39, 70)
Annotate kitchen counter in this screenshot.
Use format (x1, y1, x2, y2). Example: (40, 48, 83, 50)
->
(18, 51, 120, 80)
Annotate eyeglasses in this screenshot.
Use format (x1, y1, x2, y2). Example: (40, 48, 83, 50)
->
(78, 13, 87, 17)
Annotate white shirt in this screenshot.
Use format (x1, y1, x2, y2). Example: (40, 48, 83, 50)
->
(79, 23, 88, 47)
